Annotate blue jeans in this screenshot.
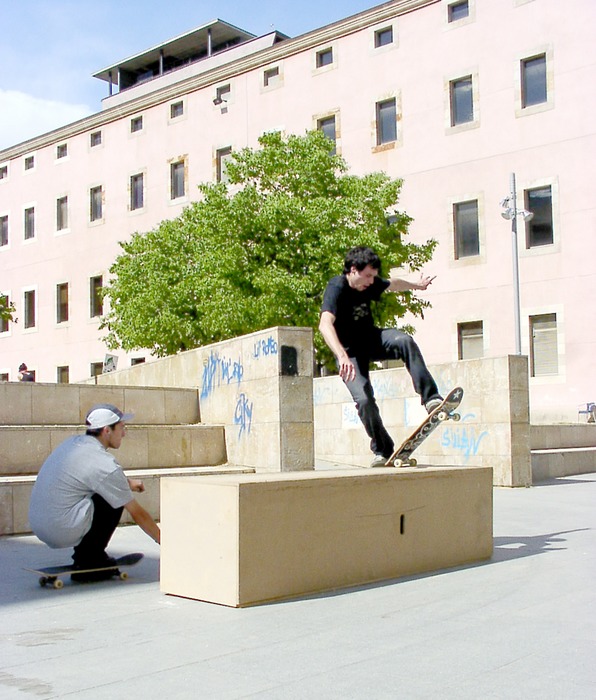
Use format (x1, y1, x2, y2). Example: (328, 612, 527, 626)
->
(344, 329, 440, 458)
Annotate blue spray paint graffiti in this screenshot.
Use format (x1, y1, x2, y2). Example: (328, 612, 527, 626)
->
(440, 413, 488, 463)
(200, 351, 244, 400)
(234, 393, 254, 437)
(253, 336, 278, 359)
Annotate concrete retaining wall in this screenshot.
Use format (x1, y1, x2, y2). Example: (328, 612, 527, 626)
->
(314, 355, 531, 487)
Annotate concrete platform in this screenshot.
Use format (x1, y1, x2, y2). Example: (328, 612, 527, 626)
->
(1, 472, 595, 698)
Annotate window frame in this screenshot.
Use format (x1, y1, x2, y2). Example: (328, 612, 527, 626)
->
(89, 275, 104, 318)
(130, 173, 145, 211)
(457, 320, 484, 360)
(170, 160, 186, 200)
(90, 185, 103, 223)
(453, 199, 480, 259)
(521, 53, 547, 109)
(529, 313, 559, 377)
(24, 206, 35, 241)
(0, 214, 8, 247)
(56, 196, 69, 232)
(56, 282, 69, 324)
(375, 97, 398, 146)
(215, 146, 233, 183)
(23, 288, 37, 330)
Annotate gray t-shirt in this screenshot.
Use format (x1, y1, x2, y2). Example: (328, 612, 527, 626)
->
(28, 434, 133, 549)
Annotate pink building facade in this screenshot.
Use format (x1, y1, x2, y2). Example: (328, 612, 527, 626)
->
(0, 0, 594, 422)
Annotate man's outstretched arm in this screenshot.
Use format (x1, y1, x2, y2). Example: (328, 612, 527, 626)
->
(388, 273, 436, 293)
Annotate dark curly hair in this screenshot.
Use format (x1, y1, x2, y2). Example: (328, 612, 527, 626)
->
(343, 246, 382, 274)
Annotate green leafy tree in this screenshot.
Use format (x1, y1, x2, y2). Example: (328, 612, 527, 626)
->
(101, 130, 436, 366)
(0, 296, 16, 325)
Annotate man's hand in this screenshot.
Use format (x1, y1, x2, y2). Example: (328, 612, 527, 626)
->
(415, 273, 436, 290)
(127, 478, 145, 493)
(338, 354, 356, 382)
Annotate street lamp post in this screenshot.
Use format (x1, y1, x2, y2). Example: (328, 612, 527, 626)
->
(500, 173, 533, 356)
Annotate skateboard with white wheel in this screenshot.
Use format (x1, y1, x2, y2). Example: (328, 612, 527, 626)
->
(385, 387, 464, 467)
(24, 553, 144, 589)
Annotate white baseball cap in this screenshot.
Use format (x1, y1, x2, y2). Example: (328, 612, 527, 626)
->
(85, 403, 134, 429)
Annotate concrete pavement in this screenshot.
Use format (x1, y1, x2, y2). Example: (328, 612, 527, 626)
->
(1, 472, 595, 699)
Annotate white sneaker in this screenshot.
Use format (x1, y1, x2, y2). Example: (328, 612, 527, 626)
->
(370, 454, 389, 468)
(425, 397, 443, 414)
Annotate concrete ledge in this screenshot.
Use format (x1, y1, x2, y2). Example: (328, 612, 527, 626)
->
(0, 465, 255, 536)
(532, 447, 596, 482)
(160, 466, 494, 607)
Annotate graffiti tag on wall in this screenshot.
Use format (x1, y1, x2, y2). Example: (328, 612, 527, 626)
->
(200, 351, 244, 400)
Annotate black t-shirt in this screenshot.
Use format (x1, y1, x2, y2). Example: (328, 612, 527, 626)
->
(321, 275, 390, 356)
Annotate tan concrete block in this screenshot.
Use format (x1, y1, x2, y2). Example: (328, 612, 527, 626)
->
(146, 428, 193, 468)
(164, 388, 200, 424)
(191, 427, 227, 466)
(510, 390, 530, 424)
(160, 468, 493, 607)
(0, 382, 33, 425)
(13, 482, 33, 533)
(121, 388, 166, 424)
(0, 428, 52, 474)
(280, 422, 314, 471)
(30, 384, 79, 424)
(280, 377, 313, 423)
(0, 485, 14, 535)
(508, 355, 530, 392)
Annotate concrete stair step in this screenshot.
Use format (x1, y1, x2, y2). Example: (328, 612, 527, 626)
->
(0, 382, 200, 426)
(531, 446, 596, 482)
(0, 464, 256, 536)
(0, 424, 227, 474)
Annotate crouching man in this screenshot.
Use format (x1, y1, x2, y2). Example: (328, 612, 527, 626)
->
(29, 403, 160, 581)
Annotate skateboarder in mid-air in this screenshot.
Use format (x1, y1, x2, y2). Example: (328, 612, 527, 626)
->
(28, 404, 160, 581)
(319, 246, 443, 468)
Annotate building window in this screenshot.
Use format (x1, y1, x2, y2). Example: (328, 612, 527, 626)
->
(56, 283, 69, 323)
(90, 276, 103, 318)
(56, 196, 68, 231)
(376, 98, 397, 145)
(374, 27, 393, 47)
(0, 164, 8, 180)
(24, 290, 36, 329)
(24, 207, 35, 240)
(448, 1, 469, 22)
(130, 116, 143, 133)
(530, 313, 558, 376)
(90, 362, 103, 378)
(216, 147, 232, 183)
(170, 101, 184, 119)
(0, 215, 8, 246)
(0, 294, 10, 333)
(24, 155, 35, 171)
(170, 161, 185, 199)
(453, 200, 479, 258)
(450, 76, 474, 126)
(56, 143, 68, 159)
(130, 174, 144, 210)
(131, 357, 146, 366)
(90, 186, 103, 222)
(317, 115, 337, 154)
(525, 186, 553, 248)
(521, 54, 547, 108)
(458, 321, 483, 360)
(263, 66, 280, 87)
(90, 131, 102, 147)
(316, 48, 333, 68)
(57, 366, 70, 383)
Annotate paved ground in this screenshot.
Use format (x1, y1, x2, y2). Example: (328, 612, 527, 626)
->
(1, 472, 595, 699)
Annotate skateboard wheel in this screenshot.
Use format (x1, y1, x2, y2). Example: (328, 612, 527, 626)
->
(409, 458, 418, 467)
(437, 410, 449, 421)
(451, 413, 461, 422)
(39, 577, 48, 587)
(119, 571, 129, 581)
(393, 458, 404, 468)
(53, 579, 64, 589)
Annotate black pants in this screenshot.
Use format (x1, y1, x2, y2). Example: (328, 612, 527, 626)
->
(344, 329, 440, 458)
(72, 494, 123, 566)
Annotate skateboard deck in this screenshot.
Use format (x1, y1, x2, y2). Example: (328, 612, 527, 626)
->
(385, 387, 464, 467)
(25, 552, 144, 589)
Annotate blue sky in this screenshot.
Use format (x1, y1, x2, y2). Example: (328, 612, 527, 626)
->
(1, 0, 377, 150)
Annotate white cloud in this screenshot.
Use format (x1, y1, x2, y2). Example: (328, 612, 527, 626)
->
(0, 90, 92, 151)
